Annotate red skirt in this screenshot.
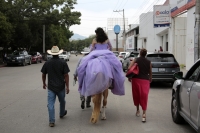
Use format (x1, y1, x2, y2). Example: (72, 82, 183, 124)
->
(131, 78, 150, 110)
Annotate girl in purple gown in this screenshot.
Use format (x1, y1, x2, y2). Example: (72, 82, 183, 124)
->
(77, 27, 125, 97)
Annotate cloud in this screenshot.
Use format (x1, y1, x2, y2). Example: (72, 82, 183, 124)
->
(70, 0, 166, 37)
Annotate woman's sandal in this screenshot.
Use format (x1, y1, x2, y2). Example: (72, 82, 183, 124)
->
(142, 114, 146, 123)
(135, 110, 140, 117)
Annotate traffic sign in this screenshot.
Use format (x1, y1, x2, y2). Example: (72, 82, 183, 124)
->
(114, 25, 120, 34)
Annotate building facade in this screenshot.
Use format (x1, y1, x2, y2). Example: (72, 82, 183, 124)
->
(125, 0, 195, 70)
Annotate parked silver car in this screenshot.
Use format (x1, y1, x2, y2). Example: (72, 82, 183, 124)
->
(122, 51, 139, 72)
(171, 59, 200, 132)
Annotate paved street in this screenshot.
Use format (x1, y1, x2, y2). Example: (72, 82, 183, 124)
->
(0, 55, 195, 133)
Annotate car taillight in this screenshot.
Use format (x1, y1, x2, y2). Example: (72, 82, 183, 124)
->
(119, 55, 123, 58)
(171, 64, 179, 68)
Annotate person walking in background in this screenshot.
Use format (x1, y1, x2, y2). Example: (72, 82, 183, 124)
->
(74, 51, 91, 109)
(41, 46, 70, 127)
(159, 46, 163, 51)
(128, 48, 152, 123)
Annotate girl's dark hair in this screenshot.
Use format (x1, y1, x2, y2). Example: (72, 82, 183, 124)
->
(140, 48, 147, 57)
(95, 27, 108, 43)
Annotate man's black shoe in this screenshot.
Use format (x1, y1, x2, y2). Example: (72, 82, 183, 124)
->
(81, 100, 85, 109)
(86, 104, 91, 108)
(60, 110, 67, 118)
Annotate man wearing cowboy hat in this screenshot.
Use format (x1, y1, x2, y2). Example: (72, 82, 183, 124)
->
(41, 46, 70, 127)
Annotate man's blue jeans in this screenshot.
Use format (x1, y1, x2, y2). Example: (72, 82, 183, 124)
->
(47, 89, 66, 123)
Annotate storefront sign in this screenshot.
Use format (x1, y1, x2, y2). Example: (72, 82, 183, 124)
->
(153, 5, 171, 28)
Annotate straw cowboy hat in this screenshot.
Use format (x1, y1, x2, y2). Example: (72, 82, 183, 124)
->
(47, 46, 63, 55)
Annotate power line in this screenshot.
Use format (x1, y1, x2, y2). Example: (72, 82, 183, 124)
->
(131, 0, 162, 24)
(120, 0, 129, 9)
(115, 0, 126, 10)
(109, 0, 120, 19)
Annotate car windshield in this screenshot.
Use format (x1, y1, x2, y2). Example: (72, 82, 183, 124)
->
(130, 53, 137, 57)
(12, 51, 23, 55)
(62, 52, 67, 54)
(134, 53, 139, 57)
(146, 54, 176, 62)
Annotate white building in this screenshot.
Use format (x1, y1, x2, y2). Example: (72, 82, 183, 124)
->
(126, 0, 195, 70)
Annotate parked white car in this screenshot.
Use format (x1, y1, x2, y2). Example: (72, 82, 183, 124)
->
(112, 51, 124, 64)
(47, 54, 52, 60)
(68, 52, 71, 57)
(59, 51, 69, 61)
(119, 52, 129, 59)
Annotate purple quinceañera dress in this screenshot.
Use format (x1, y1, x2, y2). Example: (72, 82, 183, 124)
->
(77, 43, 125, 96)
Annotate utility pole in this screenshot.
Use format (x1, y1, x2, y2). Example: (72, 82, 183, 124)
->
(43, 25, 45, 54)
(194, 0, 200, 62)
(113, 9, 126, 51)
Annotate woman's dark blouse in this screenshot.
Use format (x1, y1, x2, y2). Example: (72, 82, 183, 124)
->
(134, 57, 151, 80)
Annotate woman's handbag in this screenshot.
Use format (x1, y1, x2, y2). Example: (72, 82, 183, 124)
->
(126, 63, 139, 78)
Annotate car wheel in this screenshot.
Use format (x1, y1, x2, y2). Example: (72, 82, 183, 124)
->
(169, 81, 174, 87)
(40, 59, 42, 63)
(171, 93, 184, 124)
(68, 59, 69, 61)
(22, 60, 26, 66)
(36, 59, 38, 64)
(28, 59, 32, 65)
(123, 68, 126, 72)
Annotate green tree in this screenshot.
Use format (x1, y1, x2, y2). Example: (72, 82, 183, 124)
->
(0, 0, 81, 52)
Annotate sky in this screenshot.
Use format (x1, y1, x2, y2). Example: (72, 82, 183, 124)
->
(69, 0, 166, 37)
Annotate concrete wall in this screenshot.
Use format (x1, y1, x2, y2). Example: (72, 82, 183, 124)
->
(186, 7, 195, 70)
(174, 17, 187, 66)
(136, 11, 187, 68)
(139, 12, 168, 52)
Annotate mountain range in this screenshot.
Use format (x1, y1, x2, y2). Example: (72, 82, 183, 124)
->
(70, 33, 86, 40)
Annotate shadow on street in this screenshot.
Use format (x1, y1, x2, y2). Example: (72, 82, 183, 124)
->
(150, 81, 173, 89)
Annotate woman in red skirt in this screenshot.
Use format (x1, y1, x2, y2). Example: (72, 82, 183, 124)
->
(128, 49, 152, 123)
